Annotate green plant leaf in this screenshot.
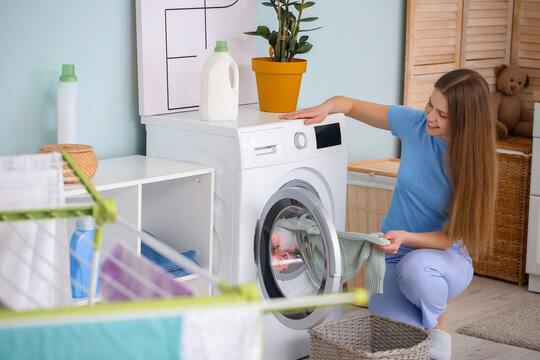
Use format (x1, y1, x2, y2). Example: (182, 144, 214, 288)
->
(269, 31, 278, 47)
(299, 17, 318, 22)
(281, 9, 295, 21)
(295, 42, 313, 54)
(243, 27, 272, 38)
(258, 25, 271, 37)
(292, 1, 314, 12)
(299, 26, 323, 32)
(254, 0, 320, 62)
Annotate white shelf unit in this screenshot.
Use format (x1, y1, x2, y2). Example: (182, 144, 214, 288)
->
(64, 155, 214, 296)
(527, 103, 540, 293)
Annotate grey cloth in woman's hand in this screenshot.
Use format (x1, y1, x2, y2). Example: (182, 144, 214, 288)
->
(275, 215, 390, 294)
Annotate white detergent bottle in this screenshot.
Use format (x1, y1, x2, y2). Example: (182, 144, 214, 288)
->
(200, 41, 239, 121)
(57, 64, 78, 143)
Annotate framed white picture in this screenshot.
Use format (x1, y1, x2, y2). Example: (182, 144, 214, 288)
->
(135, 0, 257, 116)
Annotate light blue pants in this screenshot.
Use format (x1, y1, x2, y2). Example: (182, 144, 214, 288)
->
(368, 245, 473, 329)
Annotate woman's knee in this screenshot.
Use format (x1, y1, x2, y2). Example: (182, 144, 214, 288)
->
(395, 249, 442, 282)
(395, 250, 448, 301)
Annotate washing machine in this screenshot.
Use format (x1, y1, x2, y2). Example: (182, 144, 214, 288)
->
(143, 104, 347, 360)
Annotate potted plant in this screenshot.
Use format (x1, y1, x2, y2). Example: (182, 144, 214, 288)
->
(245, 0, 320, 112)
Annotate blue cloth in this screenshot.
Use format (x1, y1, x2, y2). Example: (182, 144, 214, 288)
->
(0, 316, 182, 360)
(141, 231, 198, 278)
(381, 105, 453, 248)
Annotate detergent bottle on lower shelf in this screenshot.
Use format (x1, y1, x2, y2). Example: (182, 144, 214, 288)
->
(69, 217, 100, 298)
(199, 40, 239, 121)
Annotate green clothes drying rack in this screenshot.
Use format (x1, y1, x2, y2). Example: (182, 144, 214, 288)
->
(0, 152, 369, 359)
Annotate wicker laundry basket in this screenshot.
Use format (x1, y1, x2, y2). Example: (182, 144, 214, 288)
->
(309, 314, 431, 360)
(472, 136, 532, 285)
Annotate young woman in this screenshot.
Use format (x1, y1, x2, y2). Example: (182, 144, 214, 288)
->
(280, 69, 497, 360)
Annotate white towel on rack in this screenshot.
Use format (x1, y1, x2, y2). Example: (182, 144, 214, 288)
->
(180, 305, 261, 360)
(0, 153, 71, 310)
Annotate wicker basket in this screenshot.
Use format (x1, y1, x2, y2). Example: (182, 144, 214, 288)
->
(37, 144, 98, 184)
(309, 314, 431, 360)
(472, 136, 532, 285)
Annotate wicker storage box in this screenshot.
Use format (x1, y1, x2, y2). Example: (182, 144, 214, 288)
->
(473, 136, 532, 285)
(345, 159, 399, 292)
(37, 144, 98, 184)
(309, 314, 431, 360)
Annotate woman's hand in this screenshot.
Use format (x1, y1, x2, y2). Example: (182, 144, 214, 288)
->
(279, 96, 391, 130)
(373, 230, 408, 255)
(279, 104, 330, 125)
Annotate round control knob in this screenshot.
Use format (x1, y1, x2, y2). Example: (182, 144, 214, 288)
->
(294, 132, 307, 149)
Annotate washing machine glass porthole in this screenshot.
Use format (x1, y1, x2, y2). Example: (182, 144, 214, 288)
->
(256, 185, 342, 327)
(265, 203, 328, 299)
(263, 199, 327, 304)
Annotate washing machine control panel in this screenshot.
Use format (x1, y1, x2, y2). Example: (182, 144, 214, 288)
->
(314, 123, 342, 149)
(294, 132, 307, 149)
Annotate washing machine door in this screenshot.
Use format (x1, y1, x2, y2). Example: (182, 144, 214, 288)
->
(255, 184, 343, 330)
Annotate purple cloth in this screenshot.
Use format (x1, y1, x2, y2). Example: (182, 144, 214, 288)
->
(100, 243, 193, 301)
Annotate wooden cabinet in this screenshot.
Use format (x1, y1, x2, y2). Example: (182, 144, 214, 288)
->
(344, 159, 399, 292)
(404, 0, 540, 111)
(64, 155, 214, 295)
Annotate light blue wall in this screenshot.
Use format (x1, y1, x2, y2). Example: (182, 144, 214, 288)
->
(0, 1, 405, 162)
(0, 1, 142, 159)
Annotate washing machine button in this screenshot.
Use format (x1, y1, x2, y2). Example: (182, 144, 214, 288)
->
(294, 132, 307, 149)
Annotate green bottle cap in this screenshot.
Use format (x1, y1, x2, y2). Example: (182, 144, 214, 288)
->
(59, 64, 77, 82)
(214, 41, 228, 53)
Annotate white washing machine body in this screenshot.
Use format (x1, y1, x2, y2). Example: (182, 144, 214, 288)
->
(143, 104, 348, 360)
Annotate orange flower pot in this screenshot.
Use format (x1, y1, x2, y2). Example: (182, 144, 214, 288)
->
(251, 57, 307, 113)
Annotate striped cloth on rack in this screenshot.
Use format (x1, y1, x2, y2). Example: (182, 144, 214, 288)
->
(0, 304, 261, 360)
(100, 242, 193, 301)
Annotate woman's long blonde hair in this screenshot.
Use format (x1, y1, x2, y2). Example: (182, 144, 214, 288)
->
(435, 69, 497, 258)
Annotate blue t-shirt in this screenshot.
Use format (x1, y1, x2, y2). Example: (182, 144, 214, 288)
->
(380, 105, 453, 242)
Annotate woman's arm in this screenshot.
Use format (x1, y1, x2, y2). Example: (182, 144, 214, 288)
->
(373, 224, 452, 255)
(280, 96, 391, 130)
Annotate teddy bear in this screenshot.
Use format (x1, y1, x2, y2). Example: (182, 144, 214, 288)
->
(491, 64, 533, 140)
